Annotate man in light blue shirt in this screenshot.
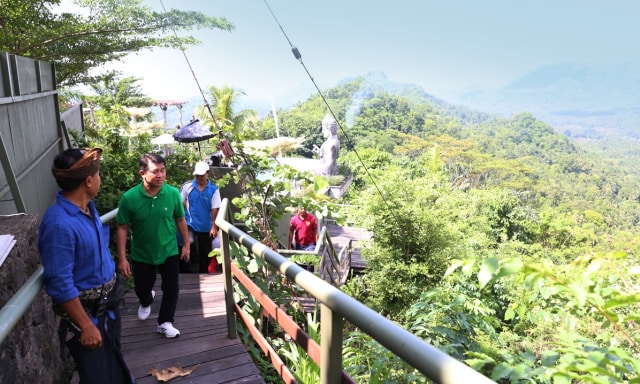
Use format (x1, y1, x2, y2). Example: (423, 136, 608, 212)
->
(180, 161, 221, 273)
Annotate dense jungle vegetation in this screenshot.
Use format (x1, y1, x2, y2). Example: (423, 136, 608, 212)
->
(6, 1, 638, 378)
(250, 77, 640, 383)
(77, 75, 640, 383)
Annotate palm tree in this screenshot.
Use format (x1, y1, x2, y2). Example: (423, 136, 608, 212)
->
(195, 85, 256, 137)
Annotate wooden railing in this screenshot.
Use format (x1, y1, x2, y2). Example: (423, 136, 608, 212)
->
(2, 202, 495, 383)
(279, 224, 352, 287)
(216, 198, 496, 384)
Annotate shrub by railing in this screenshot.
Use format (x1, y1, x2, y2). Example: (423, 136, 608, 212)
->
(2, 202, 496, 383)
(216, 198, 496, 384)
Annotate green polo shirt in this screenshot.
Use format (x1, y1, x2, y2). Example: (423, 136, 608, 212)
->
(116, 183, 185, 265)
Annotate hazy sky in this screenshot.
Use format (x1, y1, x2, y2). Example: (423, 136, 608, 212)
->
(100, 0, 638, 105)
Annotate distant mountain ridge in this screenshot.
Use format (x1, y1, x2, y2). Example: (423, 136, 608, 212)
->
(155, 63, 639, 141)
(452, 61, 640, 139)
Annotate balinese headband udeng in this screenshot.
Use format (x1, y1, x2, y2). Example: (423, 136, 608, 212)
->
(52, 148, 103, 181)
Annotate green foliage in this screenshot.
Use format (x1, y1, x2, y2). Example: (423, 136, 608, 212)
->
(224, 77, 640, 383)
(479, 189, 540, 243)
(79, 107, 148, 212)
(340, 147, 393, 191)
(468, 339, 640, 384)
(279, 313, 320, 384)
(289, 253, 320, 267)
(85, 76, 154, 109)
(194, 85, 257, 134)
(236, 323, 282, 384)
(355, 174, 454, 319)
(229, 242, 272, 324)
(445, 253, 640, 382)
(0, 0, 234, 86)
(343, 331, 425, 383)
(405, 284, 500, 361)
(325, 174, 345, 186)
(261, 77, 640, 382)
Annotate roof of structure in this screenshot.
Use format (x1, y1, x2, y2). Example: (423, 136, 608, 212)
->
(153, 100, 189, 107)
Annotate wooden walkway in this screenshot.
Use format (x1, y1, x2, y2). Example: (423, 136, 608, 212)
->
(325, 224, 372, 273)
(73, 273, 264, 384)
(71, 224, 370, 383)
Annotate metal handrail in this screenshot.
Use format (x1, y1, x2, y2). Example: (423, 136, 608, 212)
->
(0, 264, 44, 343)
(0, 208, 118, 345)
(279, 225, 346, 286)
(3, 201, 496, 383)
(337, 239, 353, 285)
(216, 198, 495, 384)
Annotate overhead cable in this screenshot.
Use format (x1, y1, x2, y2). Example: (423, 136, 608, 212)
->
(158, 0, 234, 158)
(262, 0, 400, 225)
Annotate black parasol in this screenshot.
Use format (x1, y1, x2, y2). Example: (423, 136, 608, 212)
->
(173, 119, 215, 152)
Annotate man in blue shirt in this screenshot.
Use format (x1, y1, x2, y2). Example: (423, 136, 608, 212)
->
(38, 148, 134, 384)
(180, 161, 221, 273)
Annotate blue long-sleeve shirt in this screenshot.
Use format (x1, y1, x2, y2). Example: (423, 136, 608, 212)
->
(38, 191, 115, 304)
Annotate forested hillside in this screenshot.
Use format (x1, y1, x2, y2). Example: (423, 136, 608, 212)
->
(251, 76, 640, 382)
(259, 76, 640, 233)
(77, 74, 640, 382)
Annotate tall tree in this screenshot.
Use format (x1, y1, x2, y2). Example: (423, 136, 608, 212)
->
(195, 85, 256, 136)
(0, 0, 234, 86)
(85, 75, 153, 109)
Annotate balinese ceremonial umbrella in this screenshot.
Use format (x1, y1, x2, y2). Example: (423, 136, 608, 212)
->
(173, 119, 215, 152)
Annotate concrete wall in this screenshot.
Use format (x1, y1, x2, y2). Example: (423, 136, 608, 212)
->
(0, 215, 71, 384)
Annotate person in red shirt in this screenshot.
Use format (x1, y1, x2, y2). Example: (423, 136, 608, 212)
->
(289, 207, 318, 251)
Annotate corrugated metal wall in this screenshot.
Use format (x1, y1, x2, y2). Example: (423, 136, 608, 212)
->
(0, 52, 73, 217)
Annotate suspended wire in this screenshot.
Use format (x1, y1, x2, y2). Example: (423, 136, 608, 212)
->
(158, 0, 220, 133)
(262, 0, 401, 225)
(158, 0, 235, 159)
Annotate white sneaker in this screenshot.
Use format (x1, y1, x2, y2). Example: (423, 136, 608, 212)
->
(137, 290, 155, 320)
(157, 322, 180, 338)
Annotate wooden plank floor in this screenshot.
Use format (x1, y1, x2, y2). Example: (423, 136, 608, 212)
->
(326, 224, 372, 272)
(73, 273, 265, 384)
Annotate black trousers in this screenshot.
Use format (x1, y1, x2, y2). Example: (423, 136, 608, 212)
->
(132, 255, 180, 325)
(59, 307, 135, 384)
(188, 228, 213, 274)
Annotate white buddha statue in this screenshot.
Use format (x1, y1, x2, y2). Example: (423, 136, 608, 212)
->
(316, 114, 340, 176)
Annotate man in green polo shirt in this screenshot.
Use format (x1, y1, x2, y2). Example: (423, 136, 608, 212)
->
(115, 153, 190, 338)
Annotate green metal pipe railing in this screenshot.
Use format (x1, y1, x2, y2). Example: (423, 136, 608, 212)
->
(216, 198, 495, 384)
(278, 225, 348, 286)
(2, 200, 497, 383)
(0, 208, 118, 345)
(0, 264, 44, 343)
